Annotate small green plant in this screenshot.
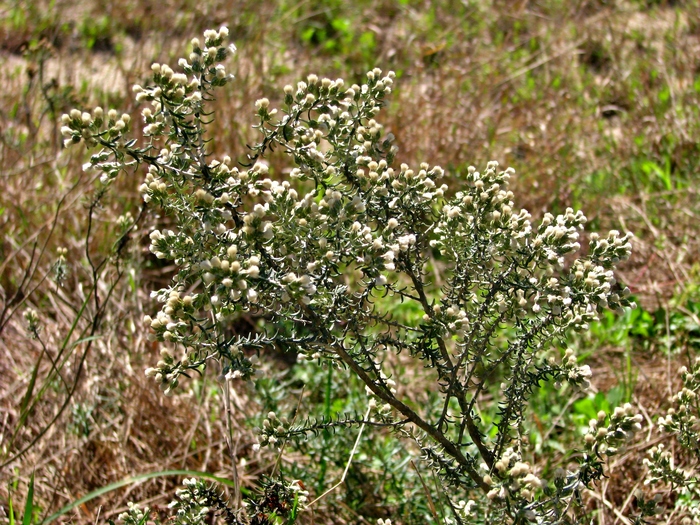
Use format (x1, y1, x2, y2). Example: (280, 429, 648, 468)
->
(296, 2, 377, 70)
(62, 27, 642, 524)
(7, 474, 38, 525)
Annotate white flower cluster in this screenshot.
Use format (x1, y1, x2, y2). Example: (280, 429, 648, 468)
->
(167, 478, 217, 523)
(583, 403, 643, 456)
(290, 479, 309, 504)
(560, 349, 593, 389)
(644, 360, 700, 497)
(143, 347, 183, 396)
(256, 411, 290, 449)
(60, 107, 131, 149)
(448, 499, 476, 522)
(365, 382, 393, 415)
(657, 362, 700, 437)
(643, 443, 694, 486)
(486, 449, 543, 503)
(278, 72, 396, 179)
(23, 307, 40, 338)
(117, 502, 149, 525)
(134, 35, 234, 141)
(430, 162, 635, 352)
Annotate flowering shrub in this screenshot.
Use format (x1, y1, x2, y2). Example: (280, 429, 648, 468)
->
(63, 27, 641, 524)
(644, 359, 700, 520)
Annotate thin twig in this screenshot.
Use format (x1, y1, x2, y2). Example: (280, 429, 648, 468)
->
(222, 378, 241, 509)
(304, 404, 371, 509)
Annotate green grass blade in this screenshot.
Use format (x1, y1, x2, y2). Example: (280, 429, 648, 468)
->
(40, 470, 237, 525)
(8, 490, 15, 525)
(23, 474, 35, 525)
(18, 355, 44, 433)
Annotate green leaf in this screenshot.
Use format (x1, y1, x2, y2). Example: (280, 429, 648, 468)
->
(18, 357, 43, 433)
(8, 490, 15, 525)
(23, 474, 35, 525)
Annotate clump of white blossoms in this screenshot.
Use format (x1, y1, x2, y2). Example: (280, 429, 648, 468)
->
(63, 27, 640, 524)
(643, 359, 700, 518)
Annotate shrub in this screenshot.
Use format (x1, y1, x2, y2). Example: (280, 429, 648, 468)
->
(62, 27, 641, 525)
(644, 358, 700, 519)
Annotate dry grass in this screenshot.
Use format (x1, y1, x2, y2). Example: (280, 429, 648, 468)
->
(1, 0, 699, 523)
